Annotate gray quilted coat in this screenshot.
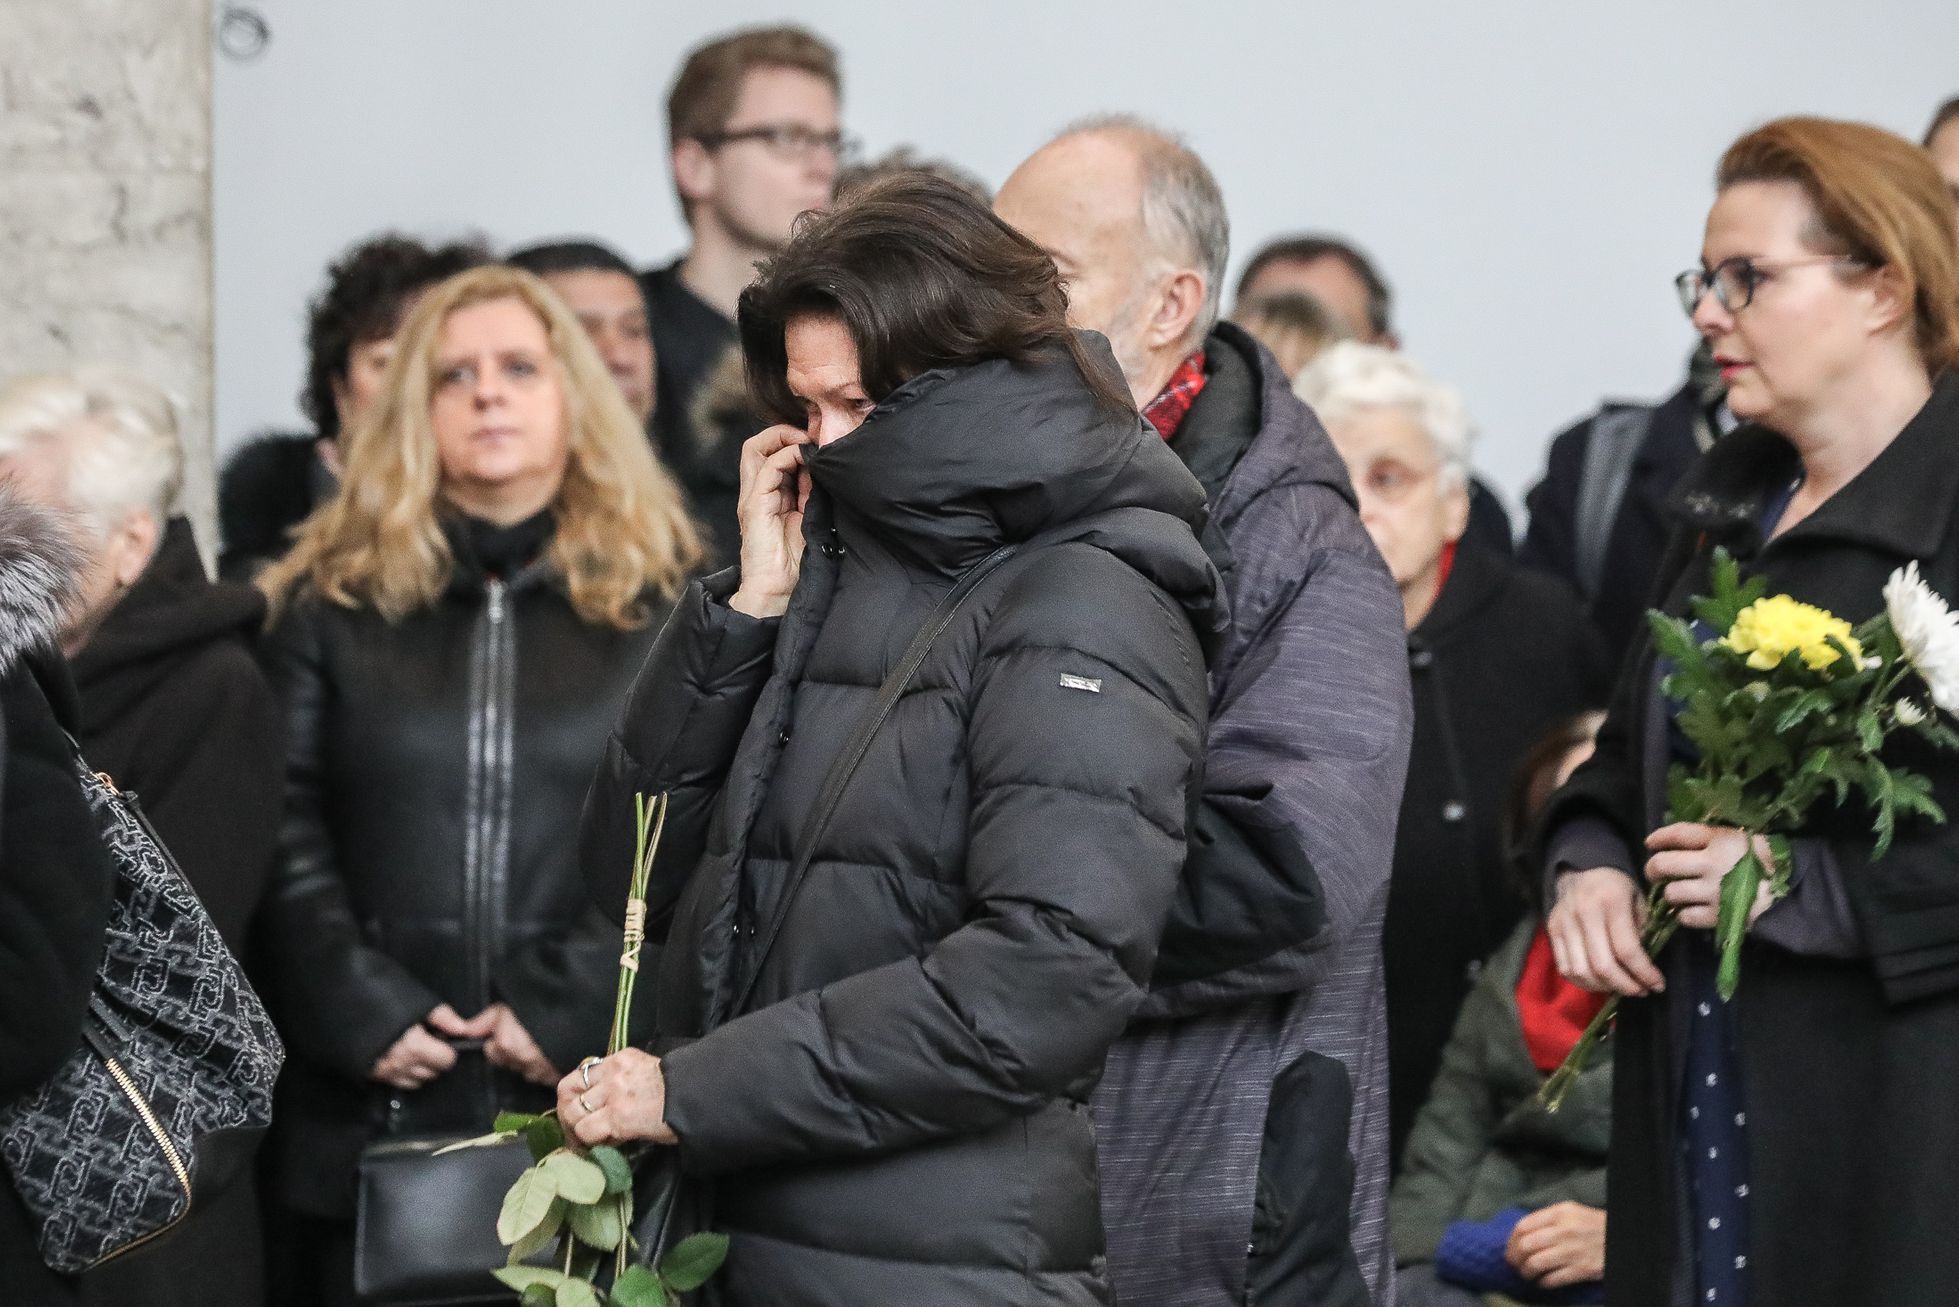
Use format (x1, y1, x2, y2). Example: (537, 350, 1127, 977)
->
(581, 346, 1225, 1306)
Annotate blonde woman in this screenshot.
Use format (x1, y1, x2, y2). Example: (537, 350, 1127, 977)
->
(255, 265, 702, 1306)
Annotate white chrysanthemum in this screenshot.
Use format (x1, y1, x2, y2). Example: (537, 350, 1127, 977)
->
(1896, 699, 1928, 728)
(1884, 562, 1959, 715)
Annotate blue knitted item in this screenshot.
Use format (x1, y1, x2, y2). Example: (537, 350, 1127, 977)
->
(1434, 1207, 1605, 1305)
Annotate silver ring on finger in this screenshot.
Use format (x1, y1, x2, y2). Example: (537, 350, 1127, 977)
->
(579, 1056, 601, 1090)
(578, 1092, 594, 1115)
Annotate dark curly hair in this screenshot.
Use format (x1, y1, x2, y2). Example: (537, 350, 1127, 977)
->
(300, 233, 489, 439)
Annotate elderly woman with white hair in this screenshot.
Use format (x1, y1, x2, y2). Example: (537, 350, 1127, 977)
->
(1295, 343, 1610, 1180)
(0, 367, 281, 1307)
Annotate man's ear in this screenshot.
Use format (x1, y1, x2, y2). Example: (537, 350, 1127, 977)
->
(671, 138, 716, 211)
(1145, 268, 1207, 353)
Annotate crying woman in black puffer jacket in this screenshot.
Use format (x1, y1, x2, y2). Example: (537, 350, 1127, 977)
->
(568, 175, 1226, 1307)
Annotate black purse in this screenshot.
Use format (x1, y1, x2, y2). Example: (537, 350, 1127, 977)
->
(621, 542, 1020, 1273)
(0, 759, 284, 1273)
(355, 1132, 540, 1305)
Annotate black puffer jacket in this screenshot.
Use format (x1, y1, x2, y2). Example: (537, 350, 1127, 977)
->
(258, 519, 667, 1216)
(583, 347, 1224, 1306)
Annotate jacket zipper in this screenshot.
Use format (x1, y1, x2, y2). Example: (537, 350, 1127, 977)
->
(464, 580, 515, 1020)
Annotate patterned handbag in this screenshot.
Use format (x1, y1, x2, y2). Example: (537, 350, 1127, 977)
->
(0, 758, 285, 1273)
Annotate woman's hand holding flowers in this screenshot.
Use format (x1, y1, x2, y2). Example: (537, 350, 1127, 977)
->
(556, 1047, 678, 1148)
(1645, 822, 1777, 931)
(1548, 868, 1666, 997)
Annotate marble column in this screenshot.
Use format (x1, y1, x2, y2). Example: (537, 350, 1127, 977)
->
(0, 0, 216, 538)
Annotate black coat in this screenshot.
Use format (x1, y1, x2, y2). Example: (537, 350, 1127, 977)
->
(0, 492, 111, 1307)
(63, 518, 280, 1307)
(69, 518, 280, 950)
(1519, 378, 1708, 649)
(1385, 543, 1609, 1166)
(216, 432, 332, 582)
(1542, 372, 1959, 1307)
(643, 260, 753, 564)
(583, 347, 1222, 1306)
(258, 522, 666, 1216)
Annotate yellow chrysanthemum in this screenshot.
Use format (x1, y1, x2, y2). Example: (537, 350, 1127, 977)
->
(1720, 594, 1862, 672)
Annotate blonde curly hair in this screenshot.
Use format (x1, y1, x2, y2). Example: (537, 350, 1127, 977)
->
(261, 264, 702, 628)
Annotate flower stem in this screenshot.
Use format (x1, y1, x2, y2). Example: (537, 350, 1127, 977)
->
(1538, 885, 1678, 1113)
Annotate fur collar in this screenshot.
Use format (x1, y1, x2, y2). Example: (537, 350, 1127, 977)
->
(0, 486, 83, 675)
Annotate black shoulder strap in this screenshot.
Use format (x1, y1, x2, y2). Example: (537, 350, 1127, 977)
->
(732, 543, 1019, 1012)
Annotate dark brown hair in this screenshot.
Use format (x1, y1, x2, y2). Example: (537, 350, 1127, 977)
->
(1235, 233, 1393, 337)
(1502, 710, 1608, 910)
(666, 26, 838, 147)
(737, 174, 1136, 425)
(1719, 116, 1959, 373)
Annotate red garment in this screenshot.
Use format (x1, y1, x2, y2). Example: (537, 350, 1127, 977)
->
(1517, 925, 1609, 1074)
(1142, 350, 1208, 440)
(1433, 539, 1458, 594)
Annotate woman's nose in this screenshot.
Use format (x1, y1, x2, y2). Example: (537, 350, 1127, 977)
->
(1690, 290, 1732, 339)
(473, 367, 505, 406)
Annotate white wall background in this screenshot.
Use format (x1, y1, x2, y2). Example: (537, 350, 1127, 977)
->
(214, 0, 1959, 513)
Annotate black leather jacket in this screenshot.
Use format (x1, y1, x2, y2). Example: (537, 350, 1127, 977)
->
(257, 526, 666, 1216)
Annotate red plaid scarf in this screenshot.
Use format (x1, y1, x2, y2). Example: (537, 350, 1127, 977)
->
(1141, 350, 1208, 440)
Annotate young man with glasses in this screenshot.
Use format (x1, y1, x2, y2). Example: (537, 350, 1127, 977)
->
(645, 25, 846, 561)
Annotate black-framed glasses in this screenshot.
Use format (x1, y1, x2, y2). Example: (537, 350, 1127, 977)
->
(1674, 254, 1864, 317)
(697, 123, 857, 163)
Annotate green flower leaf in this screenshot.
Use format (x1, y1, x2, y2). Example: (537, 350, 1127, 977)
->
(507, 1197, 566, 1262)
(659, 1232, 731, 1292)
(1715, 843, 1763, 1001)
(495, 1111, 551, 1134)
(525, 1115, 567, 1163)
(1777, 690, 1834, 734)
(610, 1266, 673, 1307)
(556, 1280, 602, 1307)
(498, 1166, 561, 1247)
(520, 1285, 558, 1307)
(493, 1266, 569, 1292)
(566, 1195, 624, 1250)
(589, 1145, 634, 1196)
(541, 1150, 609, 1205)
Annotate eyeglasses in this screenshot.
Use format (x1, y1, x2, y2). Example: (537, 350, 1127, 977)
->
(697, 123, 857, 163)
(1673, 254, 1865, 317)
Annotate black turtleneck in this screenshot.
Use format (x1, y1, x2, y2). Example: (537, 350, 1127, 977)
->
(456, 508, 556, 581)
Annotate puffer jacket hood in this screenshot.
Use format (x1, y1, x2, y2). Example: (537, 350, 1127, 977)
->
(0, 488, 83, 676)
(809, 336, 1227, 648)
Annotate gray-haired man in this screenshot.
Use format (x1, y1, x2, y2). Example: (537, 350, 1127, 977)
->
(999, 119, 1412, 1306)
